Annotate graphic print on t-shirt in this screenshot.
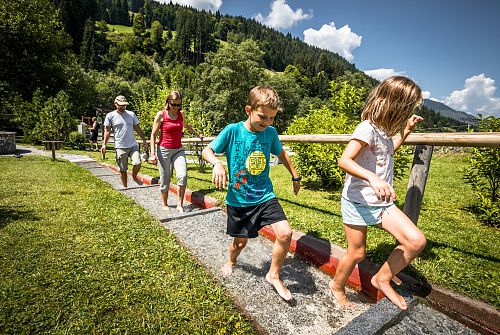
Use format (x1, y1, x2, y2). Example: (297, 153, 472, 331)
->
(232, 140, 269, 201)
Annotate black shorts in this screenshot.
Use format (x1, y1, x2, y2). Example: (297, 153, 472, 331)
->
(226, 198, 287, 238)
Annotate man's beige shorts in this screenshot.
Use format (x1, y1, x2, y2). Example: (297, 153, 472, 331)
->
(115, 146, 141, 171)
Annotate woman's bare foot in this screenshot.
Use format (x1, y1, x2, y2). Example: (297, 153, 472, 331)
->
(162, 205, 170, 211)
(221, 262, 235, 278)
(266, 272, 292, 301)
(371, 275, 407, 310)
(176, 205, 184, 213)
(329, 279, 355, 309)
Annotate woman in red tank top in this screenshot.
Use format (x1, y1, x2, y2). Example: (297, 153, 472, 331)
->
(149, 90, 203, 212)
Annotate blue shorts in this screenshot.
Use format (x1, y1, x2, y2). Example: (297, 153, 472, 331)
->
(341, 197, 395, 226)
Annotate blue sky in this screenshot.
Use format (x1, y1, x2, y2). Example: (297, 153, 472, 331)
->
(161, 0, 500, 117)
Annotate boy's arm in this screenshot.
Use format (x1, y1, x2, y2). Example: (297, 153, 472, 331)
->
(202, 146, 227, 189)
(277, 149, 300, 195)
(393, 114, 424, 151)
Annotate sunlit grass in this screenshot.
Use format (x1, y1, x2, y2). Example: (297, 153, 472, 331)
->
(0, 155, 255, 334)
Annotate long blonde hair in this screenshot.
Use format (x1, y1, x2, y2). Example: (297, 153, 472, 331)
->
(361, 76, 422, 136)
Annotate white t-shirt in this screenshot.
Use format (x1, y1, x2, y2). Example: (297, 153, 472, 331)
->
(342, 120, 395, 206)
(104, 110, 139, 149)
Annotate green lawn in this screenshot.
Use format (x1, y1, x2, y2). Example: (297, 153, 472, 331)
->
(0, 155, 255, 334)
(25, 145, 500, 308)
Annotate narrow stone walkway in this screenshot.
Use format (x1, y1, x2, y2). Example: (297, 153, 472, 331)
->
(15, 146, 481, 335)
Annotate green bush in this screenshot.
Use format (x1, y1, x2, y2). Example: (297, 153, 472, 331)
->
(285, 81, 365, 188)
(69, 131, 86, 144)
(464, 115, 500, 226)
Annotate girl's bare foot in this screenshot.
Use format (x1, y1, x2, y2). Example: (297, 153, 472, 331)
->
(162, 205, 169, 211)
(221, 262, 235, 278)
(329, 279, 355, 309)
(265, 272, 292, 301)
(176, 205, 184, 213)
(371, 275, 408, 310)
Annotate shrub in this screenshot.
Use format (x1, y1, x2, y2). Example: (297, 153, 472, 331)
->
(464, 115, 500, 226)
(69, 131, 86, 144)
(285, 81, 365, 188)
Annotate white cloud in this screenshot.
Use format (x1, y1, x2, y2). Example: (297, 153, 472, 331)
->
(443, 74, 500, 117)
(364, 68, 406, 82)
(303, 22, 361, 62)
(158, 0, 222, 11)
(255, 0, 312, 29)
(422, 91, 431, 99)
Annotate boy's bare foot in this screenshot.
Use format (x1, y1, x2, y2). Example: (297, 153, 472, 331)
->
(221, 262, 235, 278)
(265, 272, 292, 301)
(371, 275, 408, 310)
(329, 279, 355, 309)
(176, 205, 184, 213)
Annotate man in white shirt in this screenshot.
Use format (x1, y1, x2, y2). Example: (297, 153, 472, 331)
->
(101, 95, 148, 187)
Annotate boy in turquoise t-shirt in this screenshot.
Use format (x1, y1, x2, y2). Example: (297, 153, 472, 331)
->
(202, 85, 301, 302)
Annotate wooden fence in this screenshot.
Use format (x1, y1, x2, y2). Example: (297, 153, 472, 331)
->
(181, 132, 500, 225)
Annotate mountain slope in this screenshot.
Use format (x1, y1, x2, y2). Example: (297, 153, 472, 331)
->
(424, 99, 477, 124)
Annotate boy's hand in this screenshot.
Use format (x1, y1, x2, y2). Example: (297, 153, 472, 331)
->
(405, 114, 424, 132)
(368, 176, 395, 202)
(212, 163, 227, 189)
(292, 180, 301, 195)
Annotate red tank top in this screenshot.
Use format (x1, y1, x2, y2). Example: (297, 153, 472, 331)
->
(158, 110, 183, 149)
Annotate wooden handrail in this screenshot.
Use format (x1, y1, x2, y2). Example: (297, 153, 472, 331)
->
(181, 132, 500, 147)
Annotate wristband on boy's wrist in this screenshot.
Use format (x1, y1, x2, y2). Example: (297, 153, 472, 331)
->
(212, 160, 223, 167)
(291, 176, 301, 182)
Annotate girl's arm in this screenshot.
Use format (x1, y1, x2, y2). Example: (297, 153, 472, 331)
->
(184, 123, 203, 139)
(339, 139, 395, 202)
(149, 112, 163, 164)
(277, 149, 300, 195)
(393, 114, 424, 151)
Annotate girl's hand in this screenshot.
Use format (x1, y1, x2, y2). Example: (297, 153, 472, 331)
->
(212, 164, 227, 189)
(405, 114, 424, 132)
(368, 176, 396, 202)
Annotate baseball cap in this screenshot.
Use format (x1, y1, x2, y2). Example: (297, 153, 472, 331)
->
(114, 95, 129, 106)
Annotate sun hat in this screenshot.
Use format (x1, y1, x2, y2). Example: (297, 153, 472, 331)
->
(114, 95, 129, 106)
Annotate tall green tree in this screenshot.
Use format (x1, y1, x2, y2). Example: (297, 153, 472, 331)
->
(133, 12, 146, 36)
(190, 39, 266, 133)
(150, 20, 164, 51)
(53, 0, 98, 51)
(0, 0, 72, 103)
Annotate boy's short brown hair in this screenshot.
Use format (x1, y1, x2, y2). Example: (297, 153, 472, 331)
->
(248, 85, 281, 111)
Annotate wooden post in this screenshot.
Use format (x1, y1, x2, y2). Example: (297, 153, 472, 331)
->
(51, 141, 56, 160)
(403, 145, 433, 225)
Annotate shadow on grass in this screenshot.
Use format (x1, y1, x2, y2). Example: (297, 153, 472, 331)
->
(0, 205, 40, 229)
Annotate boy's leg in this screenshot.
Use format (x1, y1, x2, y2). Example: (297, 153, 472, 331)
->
(266, 220, 293, 301)
(115, 148, 128, 188)
(373, 206, 427, 310)
(222, 237, 248, 277)
(119, 171, 128, 187)
(330, 224, 367, 308)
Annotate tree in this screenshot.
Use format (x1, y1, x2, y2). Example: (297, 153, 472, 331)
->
(53, 0, 98, 51)
(133, 13, 146, 36)
(34, 90, 77, 141)
(190, 39, 266, 134)
(0, 0, 72, 107)
(80, 19, 97, 69)
(150, 20, 164, 51)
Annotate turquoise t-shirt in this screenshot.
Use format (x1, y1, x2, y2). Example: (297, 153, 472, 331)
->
(209, 121, 283, 207)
